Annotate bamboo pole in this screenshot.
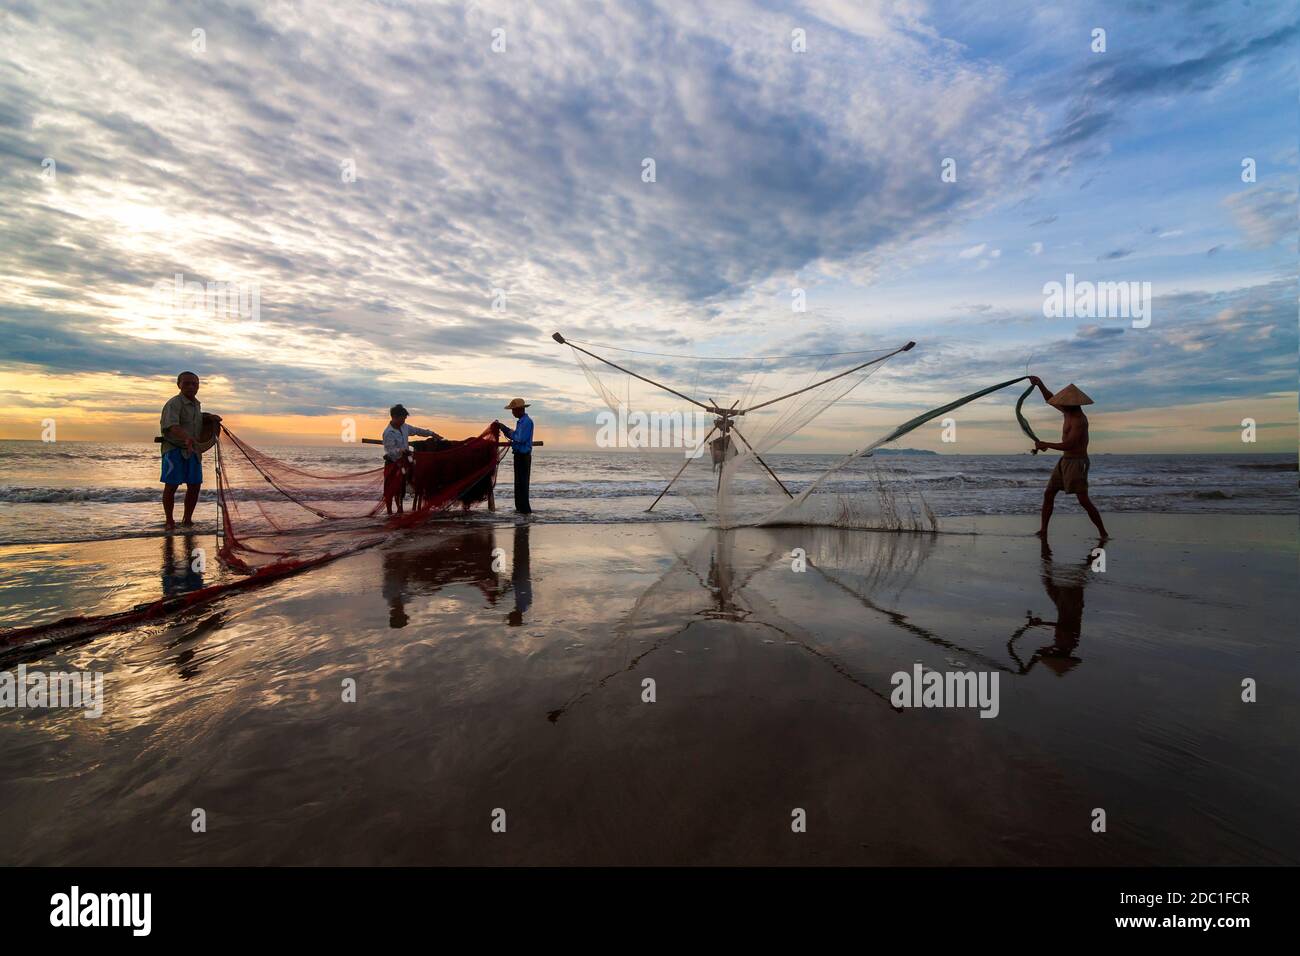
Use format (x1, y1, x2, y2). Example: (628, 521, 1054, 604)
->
(646, 424, 718, 512)
(359, 438, 542, 447)
(552, 332, 714, 412)
(729, 424, 793, 498)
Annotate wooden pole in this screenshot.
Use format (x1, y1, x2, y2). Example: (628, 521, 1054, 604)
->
(646, 424, 717, 512)
(359, 438, 542, 447)
(740, 341, 915, 414)
(729, 424, 793, 498)
(554, 332, 914, 417)
(553, 332, 714, 412)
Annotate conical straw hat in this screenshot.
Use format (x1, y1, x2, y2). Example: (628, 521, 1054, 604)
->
(1048, 384, 1093, 408)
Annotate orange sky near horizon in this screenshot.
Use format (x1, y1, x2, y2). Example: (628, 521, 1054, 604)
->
(1, 371, 1293, 455)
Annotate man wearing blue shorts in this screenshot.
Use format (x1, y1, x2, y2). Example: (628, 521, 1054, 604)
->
(160, 371, 208, 530)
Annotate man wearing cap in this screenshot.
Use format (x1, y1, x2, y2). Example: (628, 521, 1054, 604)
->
(382, 404, 444, 515)
(495, 398, 534, 515)
(160, 371, 220, 530)
(1028, 377, 1108, 540)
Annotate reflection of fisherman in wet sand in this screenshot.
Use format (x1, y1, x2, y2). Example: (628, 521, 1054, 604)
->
(506, 523, 533, 627)
(1007, 539, 1089, 676)
(381, 527, 502, 628)
(161, 531, 205, 597)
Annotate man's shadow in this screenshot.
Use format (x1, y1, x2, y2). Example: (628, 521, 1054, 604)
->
(1007, 538, 1093, 676)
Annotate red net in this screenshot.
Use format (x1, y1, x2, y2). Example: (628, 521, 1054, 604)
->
(0, 425, 506, 657)
(216, 424, 504, 572)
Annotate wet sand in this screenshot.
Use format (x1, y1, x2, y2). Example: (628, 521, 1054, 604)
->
(0, 514, 1296, 865)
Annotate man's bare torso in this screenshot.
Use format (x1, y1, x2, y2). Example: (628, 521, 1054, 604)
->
(1061, 410, 1089, 459)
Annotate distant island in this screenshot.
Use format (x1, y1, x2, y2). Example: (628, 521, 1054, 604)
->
(872, 447, 939, 456)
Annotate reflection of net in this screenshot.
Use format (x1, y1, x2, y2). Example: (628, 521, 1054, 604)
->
(564, 339, 913, 528)
(216, 425, 501, 572)
(546, 526, 941, 722)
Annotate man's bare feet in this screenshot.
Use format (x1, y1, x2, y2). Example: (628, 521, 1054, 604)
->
(164, 520, 176, 531)
(1034, 528, 1048, 538)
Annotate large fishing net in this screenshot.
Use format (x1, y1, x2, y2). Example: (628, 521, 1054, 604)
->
(556, 333, 922, 528)
(555, 333, 1041, 531)
(215, 425, 504, 572)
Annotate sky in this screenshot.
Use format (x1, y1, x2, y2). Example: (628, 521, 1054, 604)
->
(0, 0, 1295, 453)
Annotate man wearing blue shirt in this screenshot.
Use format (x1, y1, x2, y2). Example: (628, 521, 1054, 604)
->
(495, 398, 534, 514)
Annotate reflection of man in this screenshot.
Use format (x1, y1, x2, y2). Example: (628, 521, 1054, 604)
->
(507, 523, 533, 626)
(161, 532, 205, 597)
(382, 555, 411, 628)
(1008, 539, 1088, 676)
(381, 528, 504, 629)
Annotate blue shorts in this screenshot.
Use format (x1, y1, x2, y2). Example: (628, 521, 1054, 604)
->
(160, 448, 203, 486)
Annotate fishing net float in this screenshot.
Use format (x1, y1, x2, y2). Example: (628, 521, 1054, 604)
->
(553, 331, 1042, 530)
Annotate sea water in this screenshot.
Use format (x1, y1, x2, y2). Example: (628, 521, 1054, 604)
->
(0, 440, 1294, 546)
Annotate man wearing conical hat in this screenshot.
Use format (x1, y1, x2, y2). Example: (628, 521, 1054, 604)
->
(1027, 377, 1109, 540)
(494, 398, 534, 514)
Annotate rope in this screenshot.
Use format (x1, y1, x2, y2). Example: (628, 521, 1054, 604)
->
(780, 376, 1043, 509)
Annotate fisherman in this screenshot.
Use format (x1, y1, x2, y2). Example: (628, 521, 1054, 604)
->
(382, 404, 444, 515)
(494, 398, 534, 515)
(160, 371, 219, 530)
(1028, 377, 1109, 540)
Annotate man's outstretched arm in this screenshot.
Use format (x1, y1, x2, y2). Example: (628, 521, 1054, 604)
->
(408, 424, 446, 441)
(1028, 375, 1055, 403)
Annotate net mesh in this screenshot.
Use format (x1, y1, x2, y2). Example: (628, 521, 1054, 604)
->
(561, 336, 1043, 532)
(216, 424, 503, 572)
(561, 337, 933, 529)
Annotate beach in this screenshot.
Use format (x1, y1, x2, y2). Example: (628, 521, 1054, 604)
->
(2, 511, 1296, 866)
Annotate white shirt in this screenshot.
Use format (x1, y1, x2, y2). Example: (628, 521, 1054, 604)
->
(382, 422, 435, 461)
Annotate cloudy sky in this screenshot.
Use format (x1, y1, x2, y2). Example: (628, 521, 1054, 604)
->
(0, 0, 1295, 452)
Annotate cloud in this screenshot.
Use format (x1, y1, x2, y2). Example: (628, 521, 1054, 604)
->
(1097, 248, 1133, 261)
(1223, 185, 1298, 248)
(0, 0, 1294, 449)
(1030, 15, 1299, 161)
(0, 0, 1053, 409)
(888, 279, 1297, 414)
(1091, 22, 1300, 101)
